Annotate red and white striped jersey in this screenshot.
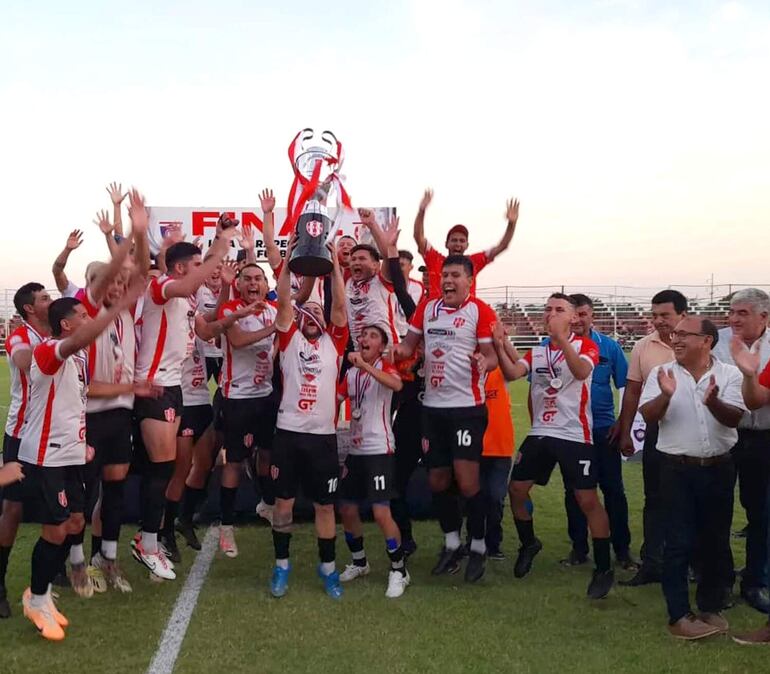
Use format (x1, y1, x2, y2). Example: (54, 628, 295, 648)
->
(521, 336, 600, 444)
(18, 340, 88, 467)
(394, 278, 426, 337)
(195, 284, 223, 358)
(135, 276, 196, 387)
(345, 273, 399, 348)
(181, 341, 211, 407)
(5, 323, 45, 438)
(218, 300, 277, 399)
(276, 322, 349, 435)
(337, 358, 399, 455)
(408, 295, 496, 409)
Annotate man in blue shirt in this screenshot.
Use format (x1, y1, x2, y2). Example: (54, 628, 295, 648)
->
(543, 294, 637, 569)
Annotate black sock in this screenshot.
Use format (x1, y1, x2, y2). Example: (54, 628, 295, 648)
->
(345, 533, 367, 567)
(141, 461, 174, 534)
(514, 517, 535, 546)
(387, 541, 406, 575)
(0, 546, 11, 587)
(90, 534, 102, 562)
(258, 475, 275, 507)
(220, 487, 237, 526)
(272, 530, 291, 560)
(465, 491, 486, 542)
(31, 538, 61, 595)
(317, 537, 336, 564)
(101, 479, 125, 544)
(433, 490, 462, 534)
(180, 486, 205, 524)
(592, 537, 611, 572)
(163, 499, 180, 536)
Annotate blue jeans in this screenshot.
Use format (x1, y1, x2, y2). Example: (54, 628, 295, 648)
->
(563, 426, 631, 556)
(480, 457, 512, 553)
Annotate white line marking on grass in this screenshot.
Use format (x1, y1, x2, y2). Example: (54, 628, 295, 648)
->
(146, 527, 217, 674)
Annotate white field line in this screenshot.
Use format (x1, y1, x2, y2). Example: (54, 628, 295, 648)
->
(146, 527, 218, 674)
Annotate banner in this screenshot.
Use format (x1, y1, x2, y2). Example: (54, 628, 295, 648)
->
(146, 206, 396, 258)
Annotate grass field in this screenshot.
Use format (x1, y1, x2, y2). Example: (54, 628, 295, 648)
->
(0, 363, 768, 673)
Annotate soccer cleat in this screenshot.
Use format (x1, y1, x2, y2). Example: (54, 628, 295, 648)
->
(87, 564, 108, 594)
(176, 519, 202, 551)
(559, 549, 589, 567)
(23, 590, 65, 641)
(0, 586, 10, 619)
(318, 566, 344, 600)
(270, 565, 291, 598)
(23, 588, 68, 627)
(587, 569, 615, 599)
(68, 562, 94, 598)
(619, 566, 661, 587)
(340, 563, 370, 582)
(514, 539, 543, 578)
(385, 570, 410, 598)
(616, 552, 641, 572)
(256, 500, 274, 525)
(132, 541, 176, 581)
(92, 553, 133, 593)
(160, 533, 182, 565)
(431, 547, 463, 576)
(219, 525, 239, 558)
(465, 551, 487, 583)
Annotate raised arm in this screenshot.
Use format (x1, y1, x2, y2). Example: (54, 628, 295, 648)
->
(52, 229, 83, 293)
(731, 336, 770, 410)
(486, 198, 519, 262)
(387, 257, 416, 319)
(94, 209, 120, 257)
(260, 188, 283, 271)
(128, 188, 152, 277)
(413, 189, 432, 256)
(240, 223, 258, 266)
(106, 182, 127, 238)
(328, 240, 347, 328)
(90, 233, 134, 304)
(492, 321, 528, 381)
(275, 236, 295, 331)
(347, 352, 403, 392)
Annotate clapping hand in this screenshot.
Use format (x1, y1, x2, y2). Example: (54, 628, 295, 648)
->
(657, 368, 677, 398)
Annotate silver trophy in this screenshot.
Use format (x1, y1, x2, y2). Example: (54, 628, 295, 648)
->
(287, 128, 345, 276)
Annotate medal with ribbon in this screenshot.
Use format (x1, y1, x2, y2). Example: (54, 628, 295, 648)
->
(545, 343, 566, 390)
(352, 358, 379, 420)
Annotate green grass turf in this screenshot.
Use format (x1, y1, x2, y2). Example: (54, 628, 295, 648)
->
(0, 368, 768, 672)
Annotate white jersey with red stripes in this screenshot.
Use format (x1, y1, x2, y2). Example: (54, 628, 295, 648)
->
(18, 340, 88, 467)
(218, 300, 277, 399)
(345, 273, 399, 348)
(394, 278, 425, 337)
(276, 322, 349, 435)
(338, 358, 399, 455)
(181, 341, 211, 407)
(521, 335, 600, 444)
(195, 284, 223, 358)
(135, 275, 196, 387)
(408, 295, 496, 409)
(5, 323, 45, 438)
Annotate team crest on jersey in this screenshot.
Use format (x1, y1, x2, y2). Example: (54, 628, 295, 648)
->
(58, 490, 68, 508)
(164, 408, 176, 423)
(244, 433, 254, 448)
(305, 220, 323, 237)
(271, 465, 279, 480)
(453, 317, 466, 328)
(421, 437, 430, 454)
(432, 348, 445, 359)
(257, 351, 268, 360)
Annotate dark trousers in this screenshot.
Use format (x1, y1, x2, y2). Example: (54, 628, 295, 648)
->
(563, 426, 631, 557)
(661, 454, 735, 623)
(731, 429, 770, 590)
(391, 401, 423, 542)
(480, 457, 512, 553)
(640, 424, 665, 573)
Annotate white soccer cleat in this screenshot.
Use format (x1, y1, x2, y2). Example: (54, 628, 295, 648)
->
(132, 542, 176, 581)
(385, 570, 410, 599)
(219, 525, 239, 558)
(339, 563, 370, 582)
(92, 553, 133, 593)
(255, 500, 274, 525)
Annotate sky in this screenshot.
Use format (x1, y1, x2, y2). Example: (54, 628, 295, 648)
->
(1, 0, 769, 297)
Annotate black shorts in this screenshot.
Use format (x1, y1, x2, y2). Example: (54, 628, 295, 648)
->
(22, 463, 86, 525)
(421, 405, 488, 469)
(205, 356, 223, 383)
(212, 388, 225, 433)
(222, 397, 277, 462)
(271, 429, 339, 505)
(340, 453, 395, 503)
(2, 434, 24, 502)
(511, 435, 598, 490)
(134, 386, 183, 424)
(178, 404, 214, 443)
(86, 408, 133, 467)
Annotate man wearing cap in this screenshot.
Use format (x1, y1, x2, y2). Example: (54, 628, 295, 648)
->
(413, 190, 519, 299)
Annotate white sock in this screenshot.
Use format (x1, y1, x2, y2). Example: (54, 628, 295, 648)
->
(141, 531, 158, 554)
(320, 561, 335, 576)
(102, 540, 118, 560)
(69, 544, 85, 566)
(470, 538, 487, 555)
(444, 531, 461, 551)
(29, 592, 48, 609)
(276, 558, 289, 569)
(352, 549, 367, 562)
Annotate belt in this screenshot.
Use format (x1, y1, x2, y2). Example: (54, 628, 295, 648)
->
(663, 453, 732, 467)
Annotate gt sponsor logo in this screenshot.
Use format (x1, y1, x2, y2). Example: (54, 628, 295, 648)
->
(298, 398, 316, 411)
(429, 375, 444, 388)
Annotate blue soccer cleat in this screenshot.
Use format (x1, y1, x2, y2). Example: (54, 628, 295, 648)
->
(270, 565, 291, 598)
(318, 566, 343, 600)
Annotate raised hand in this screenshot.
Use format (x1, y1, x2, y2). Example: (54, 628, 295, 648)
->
(161, 223, 185, 249)
(217, 213, 239, 233)
(240, 225, 256, 252)
(66, 229, 84, 250)
(128, 188, 149, 235)
(220, 259, 239, 286)
(730, 335, 761, 377)
(259, 188, 276, 214)
(703, 374, 720, 406)
(383, 216, 400, 248)
(234, 300, 266, 319)
(192, 236, 202, 250)
(657, 367, 677, 398)
(106, 182, 127, 205)
(506, 198, 520, 225)
(358, 208, 376, 228)
(419, 189, 433, 211)
(93, 210, 113, 235)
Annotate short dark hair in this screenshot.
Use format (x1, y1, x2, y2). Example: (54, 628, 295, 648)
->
(548, 292, 577, 307)
(651, 289, 688, 314)
(398, 250, 413, 262)
(238, 263, 266, 279)
(569, 293, 593, 309)
(442, 255, 473, 276)
(700, 318, 719, 348)
(49, 298, 81, 338)
(166, 242, 202, 270)
(14, 282, 45, 320)
(350, 244, 381, 262)
(339, 235, 357, 245)
(362, 324, 389, 346)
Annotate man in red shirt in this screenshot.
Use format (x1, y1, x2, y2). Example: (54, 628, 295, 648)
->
(413, 189, 520, 299)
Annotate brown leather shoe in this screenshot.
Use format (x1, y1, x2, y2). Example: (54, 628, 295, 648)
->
(732, 624, 770, 645)
(698, 612, 728, 633)
(668, 614, 721, 640)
